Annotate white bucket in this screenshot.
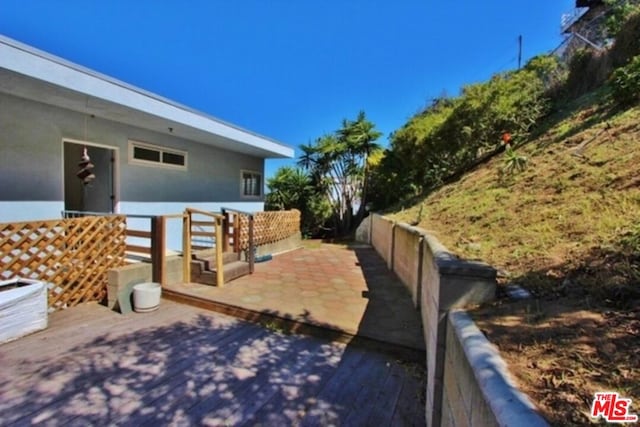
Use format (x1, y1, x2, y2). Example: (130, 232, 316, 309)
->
(132, 282, 161, 313)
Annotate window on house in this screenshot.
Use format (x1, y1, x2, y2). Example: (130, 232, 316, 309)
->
(241, 171, 262, 197)
(129, 141, 187, 170)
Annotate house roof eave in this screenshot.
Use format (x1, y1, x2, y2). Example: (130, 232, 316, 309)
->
(0, 35, 294, 159)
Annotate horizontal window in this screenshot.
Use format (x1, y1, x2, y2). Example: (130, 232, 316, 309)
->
(129, 141, 187, 170)
(241, 170, 262, 197)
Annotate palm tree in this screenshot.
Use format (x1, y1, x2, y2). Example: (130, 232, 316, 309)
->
(338, 111, 382, 223)
(293, 112, 382, 236)
(297, 143, 317, 172)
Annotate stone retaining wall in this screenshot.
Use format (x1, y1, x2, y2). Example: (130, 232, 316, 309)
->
(370, 214, 394, 268)
(253, 232, 302, 258)
(443, 310, 548, 427)
(392, 223, 423, 308)
(357, 213, 548, 427)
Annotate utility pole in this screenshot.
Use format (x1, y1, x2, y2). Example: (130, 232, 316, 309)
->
(518, 35, 523, 69)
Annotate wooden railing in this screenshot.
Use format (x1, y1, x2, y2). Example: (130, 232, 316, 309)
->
(62, 210, 186, 285)
(61, 207, 273, 288)
(63, 210, 158, 263)
(221, 207, 255, 274)
(183, 207, 225, 287)
(154, 213, 185, 285)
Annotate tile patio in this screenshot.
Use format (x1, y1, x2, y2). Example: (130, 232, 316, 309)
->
(164, 244, 425, 353)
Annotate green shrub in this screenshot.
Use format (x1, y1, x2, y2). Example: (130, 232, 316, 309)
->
(605, 0, 640, 40)
(526, 55, 567, 88)
(610, 10, 640, 67)
(564, 49, 612, 101)
(620, 223, 640, 254)
(610, 54, 640, 105)
(369, 66, 550, 206)
(502, 147, 528, 175)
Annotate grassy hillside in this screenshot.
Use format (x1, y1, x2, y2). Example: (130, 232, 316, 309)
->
(387, 92, 639, 425)
(389, 92, 640, 303)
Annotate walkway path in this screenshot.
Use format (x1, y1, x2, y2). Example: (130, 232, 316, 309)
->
(165, 243, 425, 354)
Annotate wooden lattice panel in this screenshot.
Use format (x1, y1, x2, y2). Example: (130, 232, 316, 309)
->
(0, 216, 127, 311)
(237, 210, 300, 250)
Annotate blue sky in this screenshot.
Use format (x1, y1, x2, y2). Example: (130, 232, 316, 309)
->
(0, 1, 576, 179)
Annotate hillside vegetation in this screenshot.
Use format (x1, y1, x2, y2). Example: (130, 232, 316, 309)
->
(388, 92, 640, 427)
(389, 95, 640, 305)
(381, 8, 640, 426)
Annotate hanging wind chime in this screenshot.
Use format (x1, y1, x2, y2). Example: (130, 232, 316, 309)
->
(77, 146, 95, 212)
(77, 147, 96, 185)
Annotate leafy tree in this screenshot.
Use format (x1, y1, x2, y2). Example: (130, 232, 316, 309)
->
(604, 0, 640, 37)
(265, 166, 331, 237)
(610, 54, 640, 105)
(610, 7, 640, 67)
(369, 63, 550, 208)
(265, 166, 311, 211)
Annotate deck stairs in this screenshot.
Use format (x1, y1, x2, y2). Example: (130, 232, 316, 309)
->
(190, 249, 250, 285)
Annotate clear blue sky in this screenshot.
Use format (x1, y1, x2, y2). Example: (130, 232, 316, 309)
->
(0, 1, 576, 180)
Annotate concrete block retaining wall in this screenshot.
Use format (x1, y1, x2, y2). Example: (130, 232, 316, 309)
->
(252, 232, 303, 259)
(392, 223, 423, 308)
(371, 214, 394, 269)
(444, 310, 548, 427)
(361, 213, 548, 427)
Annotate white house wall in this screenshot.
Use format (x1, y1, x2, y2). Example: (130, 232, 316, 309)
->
(0, 92, 266, 227)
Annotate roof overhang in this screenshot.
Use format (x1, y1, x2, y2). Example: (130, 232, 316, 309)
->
(0, 35, 294, 159)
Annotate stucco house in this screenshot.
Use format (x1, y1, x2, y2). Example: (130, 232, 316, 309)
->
(0, 35, 294, 231)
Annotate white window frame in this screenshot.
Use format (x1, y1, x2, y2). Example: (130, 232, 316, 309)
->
(128, 140, 188, 170)
(240, 170, 262, 198)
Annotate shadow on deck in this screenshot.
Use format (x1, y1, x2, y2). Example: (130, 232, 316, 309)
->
(0, 300, 426, 425)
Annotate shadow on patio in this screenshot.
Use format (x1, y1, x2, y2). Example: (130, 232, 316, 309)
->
(164, 243, 425, 360)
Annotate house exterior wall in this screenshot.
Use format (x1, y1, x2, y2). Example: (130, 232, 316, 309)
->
(0, 91, 265, 224)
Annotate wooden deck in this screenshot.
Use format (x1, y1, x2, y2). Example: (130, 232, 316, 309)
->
(0, 300, 425, 426)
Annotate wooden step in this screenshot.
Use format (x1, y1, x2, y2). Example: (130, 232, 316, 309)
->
(192, 250, 239, 266)
(222, 260, 251, 282)
(190, 260, 251, 286)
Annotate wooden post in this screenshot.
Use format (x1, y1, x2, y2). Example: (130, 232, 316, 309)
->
(151, 216, 166, 285)
(248, 215, 255, 274)
(182, 210, 191, 283)
(221, 209, 230, 253)
(215, 217, 224, 287)
(233, 214, 240, 253)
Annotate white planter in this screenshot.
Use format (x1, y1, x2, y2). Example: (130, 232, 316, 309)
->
(133, 282, 161, 313)
(0, 278, 48, 344)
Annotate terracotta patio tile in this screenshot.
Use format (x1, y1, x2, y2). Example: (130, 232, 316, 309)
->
(166, 245, 424, 350)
